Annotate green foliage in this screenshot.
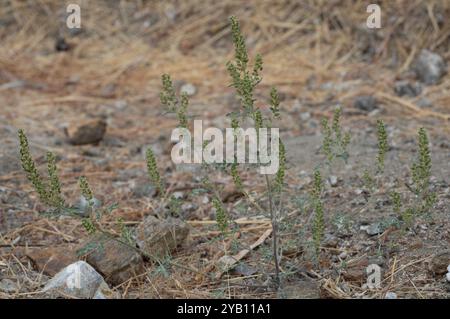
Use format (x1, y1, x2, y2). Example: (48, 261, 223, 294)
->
(411, 128, 432, 195)
(79, 176, 94, 203)
(118, 217, 134, 245)
(19, 129, 49, 205)
(363, 169, 375, 193)
(376, 120, 388, 173)
(320, 107, 351, 165)
(212, 196, 229, 237)
(146, 148, 164, 194)
(270, 87, 281, 119)
(160, 74, 189, 128)
(274, 139, 286, 193)
(178, 92, 189, 128)
(321, 118, 333, 163)
(390, 191, 402, 215)
(18, 129, 66, 209)
(227, 16, 264, 120)
(160, 74, 178, 112)
(82, 217, 96, 235)
(311, 169, 324, 255)
(229, 16, 249, 73)
(230, 161, 243, 192)
(46, 152, 65, 208)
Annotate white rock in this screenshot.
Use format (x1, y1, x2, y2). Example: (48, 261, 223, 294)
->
(180, 83, 197, 96)
(361, 222, 382, 236)
(329, 175, 338, 187)
(300, 112, 311, 121)
(42, 261, 113, 299)
(446, 272, 450, 283)
(385, 292, 397, 299)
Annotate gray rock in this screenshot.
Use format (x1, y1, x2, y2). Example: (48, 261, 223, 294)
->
(415, 97, 432, 108)
(361, 222, 382, 236)
(136, 216, 190, 259)
(0, 278, 18, 293)
(300, 112, 311, 121)
(42, 261, 114, 299)
(131, 183, 156, 199)
(369, 256, 386, 267)
(394, 81, 422, 97)
(353, 96, 378, 112)
(413, 50, 447, 85)
(385, 291, 397, 299)
(323, 234, 339, 248)
(329, 175, 338, 187)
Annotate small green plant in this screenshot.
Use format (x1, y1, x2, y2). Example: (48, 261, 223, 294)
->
(270, 87, 281, 119)
(226, 15, 285, 287)
(390, 191, 402, 215)
(376, 120, 388, 174)
(320, 107, 351, 166)
(18, 129, 65, 210)
(146, 147, 164, 194)
(46, 152, 65, 209)
(311, 169, 324, 256)
(411, 128, 432, 196)
(362, 169, 375, 194)
(160, 74, 189, 128)
(274, 139, 286, 193)
(212, 196, 229, 237)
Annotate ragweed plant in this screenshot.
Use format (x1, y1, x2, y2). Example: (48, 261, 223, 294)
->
(160, 74, 189, 128)
(311, 169, 324, 256)
(320, 107, 351, 166)
(274, 139, 286, 193)
(376, 120, 388, 174)
(390, 191, 402, 215)
(212, 196, 229, 237)
(146, 147, 164, 194)
(270, 87, 281, 119)
(46, 152, 65, 209)
(411, 128, 432, 196)
(18, 129, 65, 210)
(226, 15, 285, 287)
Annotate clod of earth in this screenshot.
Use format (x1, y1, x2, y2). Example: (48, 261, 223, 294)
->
(64, 118, 107, 145)
(429, 250, 450, 276)
(41, 261, 115, 299)
(136, 215, 190, 259)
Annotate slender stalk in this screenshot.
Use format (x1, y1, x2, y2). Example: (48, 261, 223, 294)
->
(265, 174, 280, 288)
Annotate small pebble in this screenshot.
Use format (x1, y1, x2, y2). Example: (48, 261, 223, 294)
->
(385, 292, 397, 299)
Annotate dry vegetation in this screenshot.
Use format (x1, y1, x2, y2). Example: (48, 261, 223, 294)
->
(0, 0, 449, 299)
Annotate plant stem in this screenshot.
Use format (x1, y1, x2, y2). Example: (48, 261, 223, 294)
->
(265, 174, 280, 289)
